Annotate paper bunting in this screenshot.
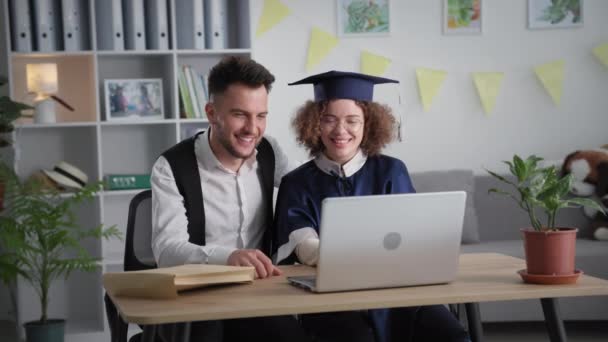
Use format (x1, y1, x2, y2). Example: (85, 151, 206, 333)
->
(534, 60, 565, 106)
(360, 51, 391, 76)
(593, 43, 608, 68)
(255, 0, 291, 38)
(416, 68, 447, 112)
(306, 28, 339, 71)
(472, 72, 504, 115)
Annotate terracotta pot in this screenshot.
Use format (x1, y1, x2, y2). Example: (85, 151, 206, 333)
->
(521, 228, 577, 275)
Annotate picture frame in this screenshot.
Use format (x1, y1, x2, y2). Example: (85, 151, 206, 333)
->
(336, 0, 390, 37)
(528, 0, 583, 29)
(104, 78, 164, 121)
(443, 0, 482, 35)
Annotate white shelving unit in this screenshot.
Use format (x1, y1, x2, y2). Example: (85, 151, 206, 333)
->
(2, 0, 252, 340)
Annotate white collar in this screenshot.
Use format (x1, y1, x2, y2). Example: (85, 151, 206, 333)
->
(314, 149, 367, 177)
(195, 129, 257, 174)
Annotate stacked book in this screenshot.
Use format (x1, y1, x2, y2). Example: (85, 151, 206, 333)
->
(178, 65, 209, 119)
(105, 174, 151, 191)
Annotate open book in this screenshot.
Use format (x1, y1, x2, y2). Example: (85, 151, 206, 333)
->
(103, 264, 255, 299)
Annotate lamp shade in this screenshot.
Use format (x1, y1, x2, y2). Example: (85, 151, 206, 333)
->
(26, 63, 58, 94)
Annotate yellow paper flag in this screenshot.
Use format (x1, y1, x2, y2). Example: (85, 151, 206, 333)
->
(415, 68, 447, 112)
(306, 28, 339, 72)
(472, 72, 504, 115)
(534, 60, 565, 106)
(360, 51, 391, 76)
(255, 0, 291, 38)
(593, 43, 608, 68)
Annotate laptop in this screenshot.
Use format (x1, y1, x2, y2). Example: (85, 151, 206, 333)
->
(287, 191, 466, 293)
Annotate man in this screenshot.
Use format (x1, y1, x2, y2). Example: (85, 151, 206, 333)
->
(151, 56, 309, 341)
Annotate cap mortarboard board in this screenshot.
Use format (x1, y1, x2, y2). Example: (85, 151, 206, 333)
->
(288, 70, 399, 102)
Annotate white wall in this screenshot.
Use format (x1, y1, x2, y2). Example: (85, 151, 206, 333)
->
(251, 0, 608, 173)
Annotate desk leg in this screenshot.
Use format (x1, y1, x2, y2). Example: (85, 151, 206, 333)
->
(541, 298, 567, 342)
(171, 322, 191, 342)
(142, 325, 157, 342)
(465, 303, 484, 342)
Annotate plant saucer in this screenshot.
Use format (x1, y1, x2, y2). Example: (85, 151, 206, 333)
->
(518, 269, 582, 285)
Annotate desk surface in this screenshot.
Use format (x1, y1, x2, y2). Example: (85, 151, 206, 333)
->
(109, 253, 608, 325)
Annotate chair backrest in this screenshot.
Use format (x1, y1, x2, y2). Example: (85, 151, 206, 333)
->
(124, 189, 157, 271)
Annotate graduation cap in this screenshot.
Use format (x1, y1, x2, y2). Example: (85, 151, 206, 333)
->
(288, 70, 399, 102)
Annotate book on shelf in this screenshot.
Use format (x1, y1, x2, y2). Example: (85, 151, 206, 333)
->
(103, 264, 255, 299)
(105, 174, 151, 190)
(178, 66, 195, 118)
(178, 65, 209, 119)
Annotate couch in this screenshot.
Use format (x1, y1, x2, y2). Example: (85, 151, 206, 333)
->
(411, 169, 608, 322)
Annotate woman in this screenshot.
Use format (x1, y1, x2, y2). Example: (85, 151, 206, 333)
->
(273, 71, 469, 342)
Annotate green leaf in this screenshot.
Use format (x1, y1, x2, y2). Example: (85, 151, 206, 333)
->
(485, 169, 515, 187)
(566, 198, 606, 215)
(513, 155, 526, 181)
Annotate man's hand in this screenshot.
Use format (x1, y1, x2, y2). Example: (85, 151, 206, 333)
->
(227, 249, 282, 279)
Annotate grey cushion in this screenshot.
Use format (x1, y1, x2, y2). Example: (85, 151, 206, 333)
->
(410, 169, 480, 244)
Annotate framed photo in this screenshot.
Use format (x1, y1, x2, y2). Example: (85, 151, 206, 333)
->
(443, 0, 482, 35)
(528, 0, 583, 29)
(104, 78, 164, 121)
(336, 0, 390, 37)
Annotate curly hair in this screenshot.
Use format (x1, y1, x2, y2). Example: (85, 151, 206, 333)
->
(208, 56, 275, 97)
(292, 100, 396, 157)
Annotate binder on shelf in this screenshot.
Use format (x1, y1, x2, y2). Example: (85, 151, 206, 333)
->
(94, 0, 124, 50)
(122, 0, 146, 50)
(9, 0, 33, 52)
(204, 0, 229, 49)
(145, 0, 169, 50)
(105, 174, 151, 190)
(33, 0, 61, 52)
(175, 0, 205, 49)
(61, 0, 87, 51)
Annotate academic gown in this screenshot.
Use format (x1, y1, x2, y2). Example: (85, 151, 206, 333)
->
(273, 152, 415, 342)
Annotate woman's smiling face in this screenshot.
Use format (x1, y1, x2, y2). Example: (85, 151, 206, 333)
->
(320, 99, 365, 165)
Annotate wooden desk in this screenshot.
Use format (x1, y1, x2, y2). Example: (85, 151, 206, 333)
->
(108, 253, 608, 342)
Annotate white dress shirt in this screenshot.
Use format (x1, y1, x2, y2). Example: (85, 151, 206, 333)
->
(276, 150, 367, 265)
(151, 130, 295, 267)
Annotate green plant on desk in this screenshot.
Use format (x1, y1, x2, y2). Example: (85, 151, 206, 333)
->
(486, 154, 604, 231)
(0, 161, 120, 328)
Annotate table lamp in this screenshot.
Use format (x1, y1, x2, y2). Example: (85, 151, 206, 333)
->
(26, 63, 59, 123)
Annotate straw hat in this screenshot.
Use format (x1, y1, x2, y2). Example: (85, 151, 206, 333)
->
(43, 161, 88, 190)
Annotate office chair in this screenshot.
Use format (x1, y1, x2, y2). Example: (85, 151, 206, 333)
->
(104, 190, 161, 342)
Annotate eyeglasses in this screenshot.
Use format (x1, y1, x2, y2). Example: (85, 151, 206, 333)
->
(319, 115, 364, 132)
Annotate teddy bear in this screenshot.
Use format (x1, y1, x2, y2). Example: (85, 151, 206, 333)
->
(562, 148, 608, 240)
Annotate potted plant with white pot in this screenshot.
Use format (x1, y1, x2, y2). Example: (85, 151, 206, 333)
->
(0, 161, 120, 342)
(486, 155, 605, 284)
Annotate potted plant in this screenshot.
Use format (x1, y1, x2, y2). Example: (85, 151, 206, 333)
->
(0, 161, 120, 342)
(486, 155, 605, 284)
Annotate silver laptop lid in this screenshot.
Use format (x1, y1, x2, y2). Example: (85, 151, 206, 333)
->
(315, 191, 466, 292)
